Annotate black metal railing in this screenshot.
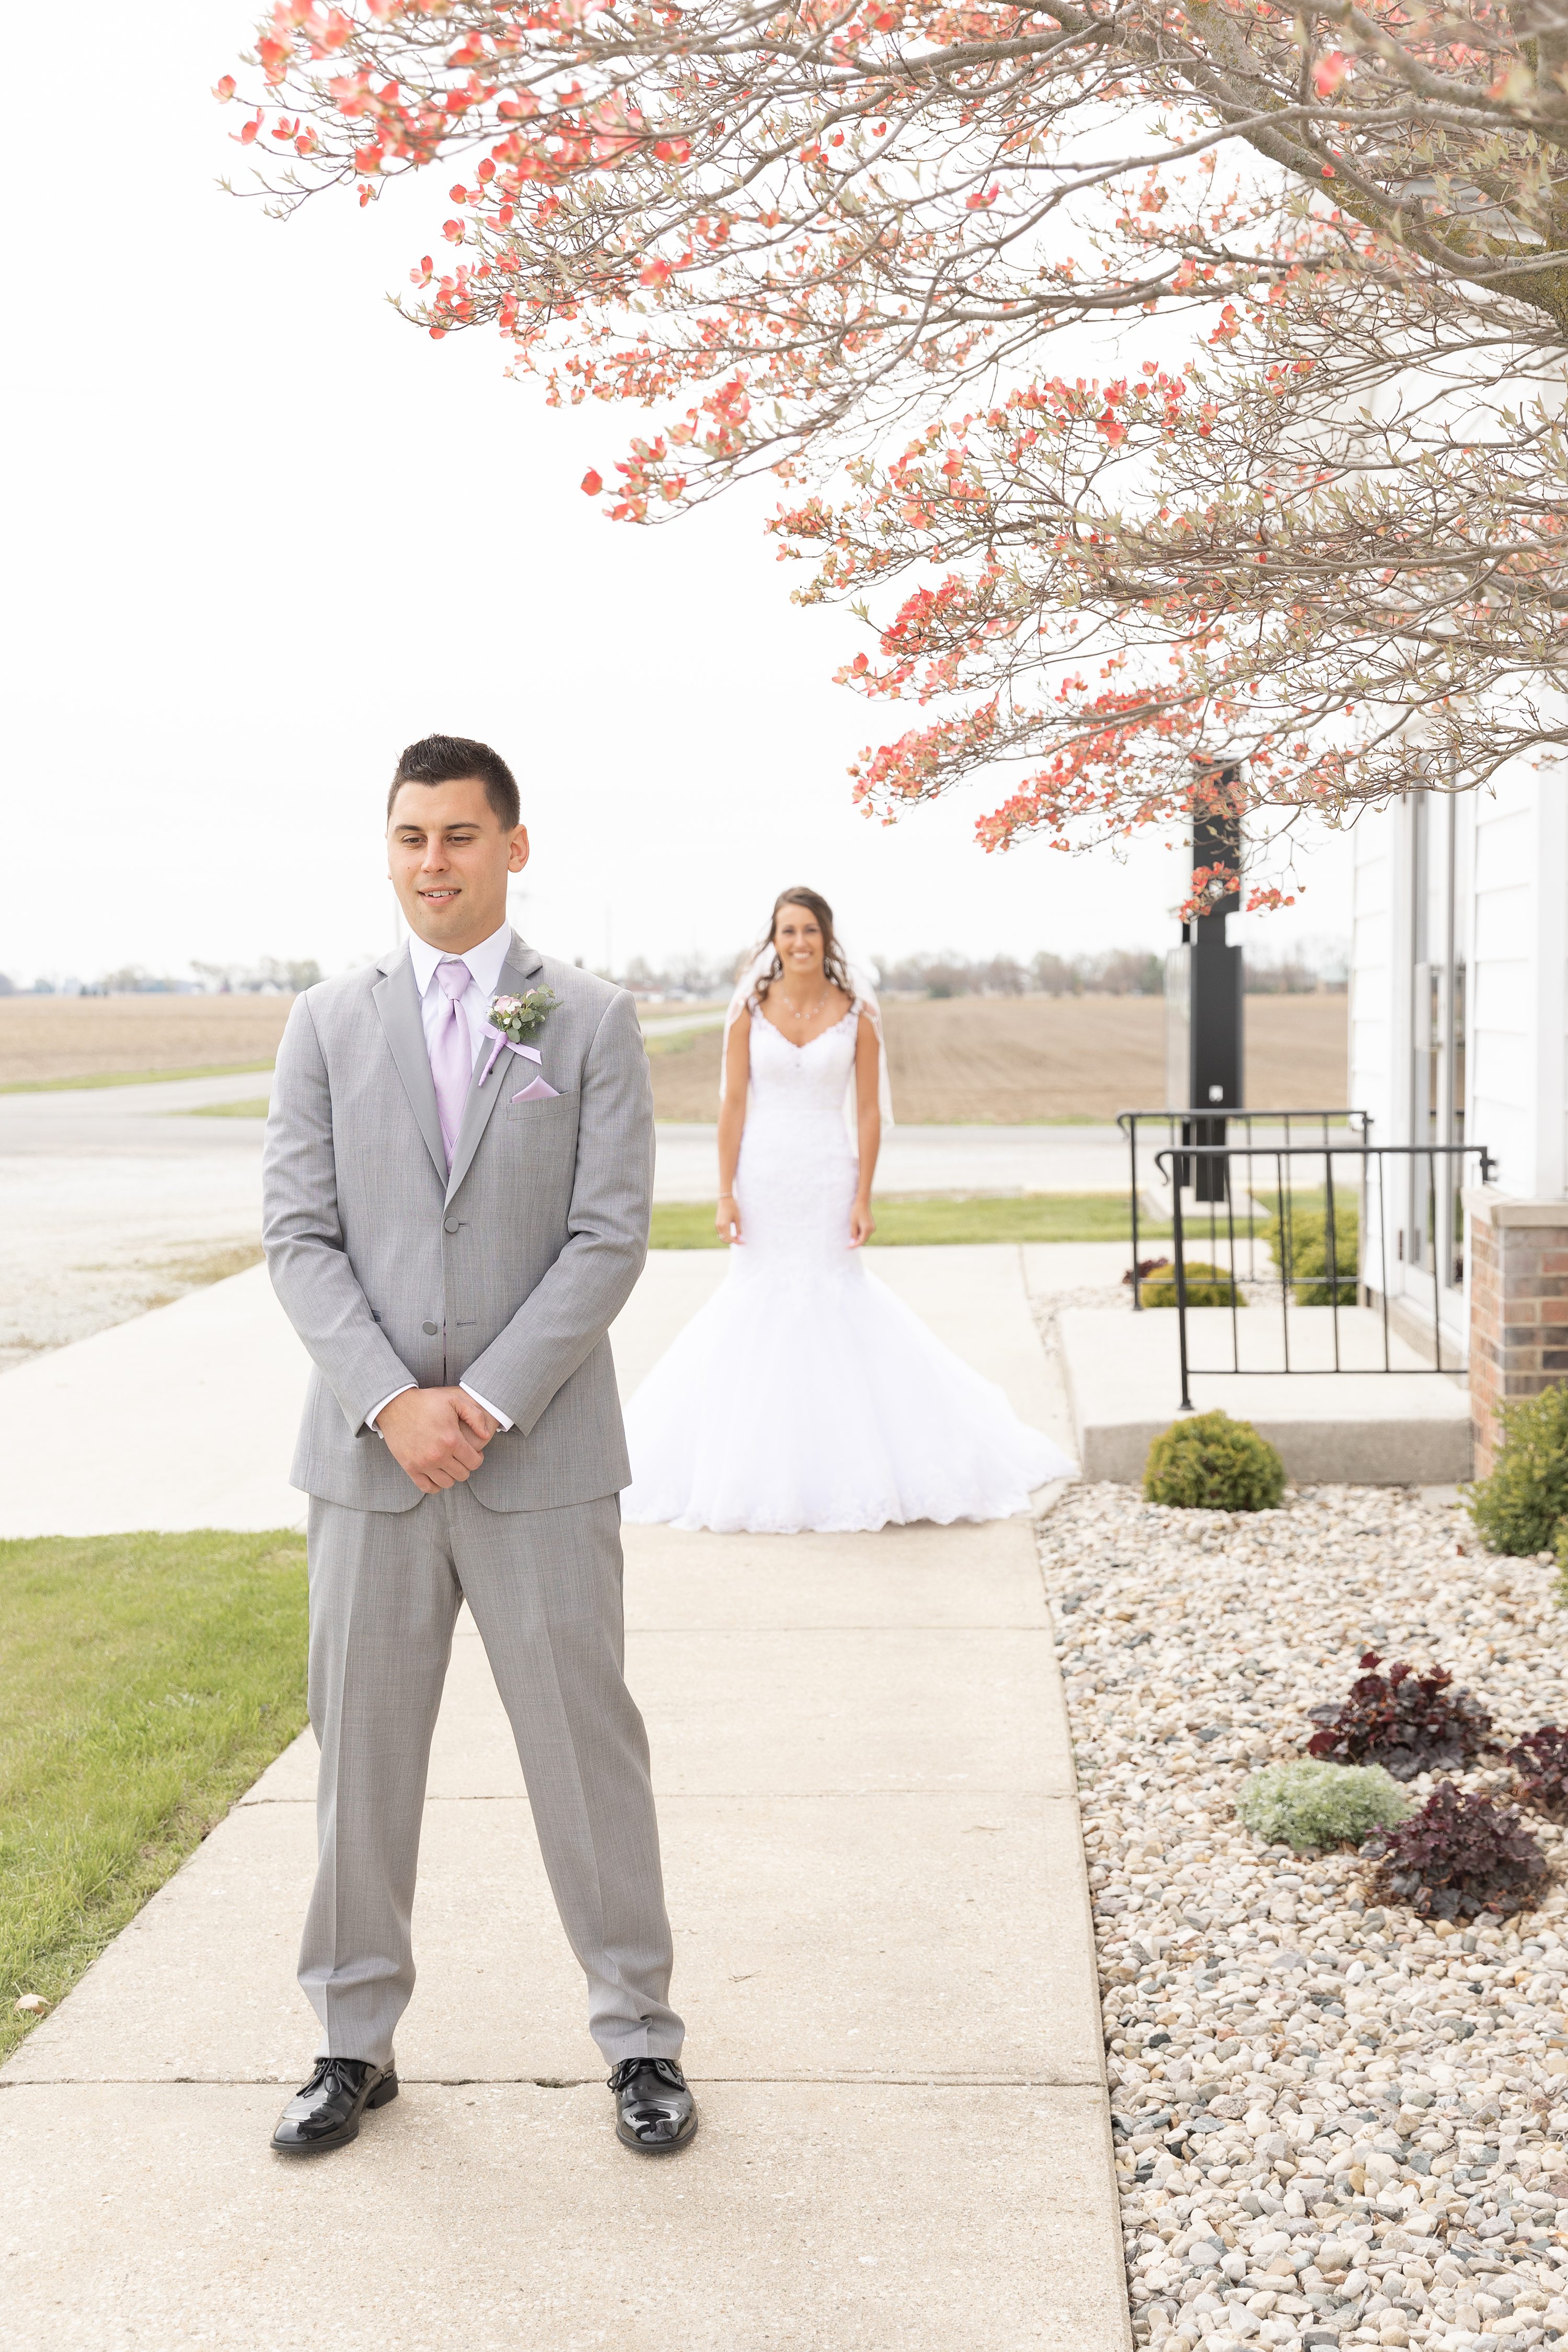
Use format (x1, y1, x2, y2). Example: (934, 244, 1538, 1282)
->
(1146, 1139, 1495, 1411)
(1119, 1109, 1371, 1307)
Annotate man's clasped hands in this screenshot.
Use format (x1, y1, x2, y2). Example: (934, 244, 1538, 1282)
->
(376, 1388, 499, 1494)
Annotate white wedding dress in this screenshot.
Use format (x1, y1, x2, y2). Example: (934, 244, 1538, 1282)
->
(621, 1002, 1075, 1534)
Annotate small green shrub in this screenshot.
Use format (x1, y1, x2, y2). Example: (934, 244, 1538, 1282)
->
(1466, 1383, 1568, 1557)
(1235, 1759, 1413, 1852)
(1143, 1410, 1287, 1511)
(1263, 1202, 1358, 1306)
(1138, 1260, 1246, 1308)
(1554, 1521, 1568, 1605)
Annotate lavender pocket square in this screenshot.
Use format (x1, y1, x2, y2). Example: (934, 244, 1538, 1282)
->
(510, 1076, 561, 1102)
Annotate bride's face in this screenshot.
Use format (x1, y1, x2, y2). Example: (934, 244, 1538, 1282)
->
(774, 905, 825, 977)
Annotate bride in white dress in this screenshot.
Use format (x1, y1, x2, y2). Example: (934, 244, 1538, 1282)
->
(621, 886, 1076, 1535)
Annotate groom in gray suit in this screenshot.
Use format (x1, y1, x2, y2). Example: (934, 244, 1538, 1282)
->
(261, 733, 695, 2159)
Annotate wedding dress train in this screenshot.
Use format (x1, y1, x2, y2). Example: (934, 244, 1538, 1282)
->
(621, 1004, 1076, 1535)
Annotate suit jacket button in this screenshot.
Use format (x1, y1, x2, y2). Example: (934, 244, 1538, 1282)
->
(422, 1321, 439, 1335)
(444, 1216, 459, 1233)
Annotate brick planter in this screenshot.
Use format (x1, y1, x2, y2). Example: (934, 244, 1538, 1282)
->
(1465, 1190, 1568, 1475)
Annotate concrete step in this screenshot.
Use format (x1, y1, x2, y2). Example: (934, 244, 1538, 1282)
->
(1059, 1302, 1472, 1483)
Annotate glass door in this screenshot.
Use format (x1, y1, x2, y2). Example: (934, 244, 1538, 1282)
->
(1409, 792, 1469, 1301)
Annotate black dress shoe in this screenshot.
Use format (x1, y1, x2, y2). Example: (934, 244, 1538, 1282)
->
(271, 2056, 398, 2154)
(608, 2056, 698, 2154)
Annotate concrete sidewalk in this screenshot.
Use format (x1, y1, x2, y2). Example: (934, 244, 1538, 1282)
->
(0, 1244, 1081, 1539)
(0, 1247, 1126, 2351)
(0, 1262, 310, 1537)
(0, 1063, 1134, 1367)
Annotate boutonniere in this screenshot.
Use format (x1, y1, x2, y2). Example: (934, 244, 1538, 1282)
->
(478, 987, 560, 1086)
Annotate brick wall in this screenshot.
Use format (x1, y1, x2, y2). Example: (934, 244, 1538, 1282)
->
(1467, 1194, 1568, 1476)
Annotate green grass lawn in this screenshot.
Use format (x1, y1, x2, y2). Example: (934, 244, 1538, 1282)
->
(641, 1024, 724, 1057)
(649, 1192, 1175, 1248)
(0, 1060, 278, 1096)
(0, 1529, 309, 2064)
(183, 1096, 273, 1119)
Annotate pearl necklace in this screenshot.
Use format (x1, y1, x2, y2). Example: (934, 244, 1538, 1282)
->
(775, 984, 831, 1025)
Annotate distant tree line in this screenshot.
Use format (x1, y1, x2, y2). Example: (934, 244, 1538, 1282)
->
(188, 959, 324, 995)
(0, 944, 1342, 1002)
(871, 947, 1344, 998)
(1244, 950, 1347, 997)
(0, 959, 325, 997)
(876, 948, 1163, 998)
(614, 943, 1344, 999)
(617, 953, 740, 1001)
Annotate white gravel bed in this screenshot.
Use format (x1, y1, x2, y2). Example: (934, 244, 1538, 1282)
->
(1036, 1482, 1568, 2352)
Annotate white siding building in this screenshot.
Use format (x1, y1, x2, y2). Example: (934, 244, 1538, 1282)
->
(1348, 774, 1568, 1464)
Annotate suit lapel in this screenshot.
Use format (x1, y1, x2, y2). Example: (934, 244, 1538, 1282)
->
(444, 932, 545, 1205)
(372, 949, 447, 1186)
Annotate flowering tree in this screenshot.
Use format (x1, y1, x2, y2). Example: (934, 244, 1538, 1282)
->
(226, 0, 1568, 894)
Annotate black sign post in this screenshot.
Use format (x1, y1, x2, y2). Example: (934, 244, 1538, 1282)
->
(1167, 775, 1244, 1201)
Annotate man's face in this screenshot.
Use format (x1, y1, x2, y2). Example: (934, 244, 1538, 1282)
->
(387, 777, 529, 952)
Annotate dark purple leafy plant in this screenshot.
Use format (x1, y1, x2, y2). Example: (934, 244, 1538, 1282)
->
(1306, 1652, 1493, 1782)
(1503, 1724, 1568, 1818)
(1364, 1781, 1548, 1921)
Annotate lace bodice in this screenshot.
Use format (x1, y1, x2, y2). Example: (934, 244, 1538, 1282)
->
(743, 999, 859, 1137)
(729, 999, 861, 1276)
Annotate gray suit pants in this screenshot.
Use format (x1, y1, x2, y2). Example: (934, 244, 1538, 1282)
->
(300, 1485, 683, 2070)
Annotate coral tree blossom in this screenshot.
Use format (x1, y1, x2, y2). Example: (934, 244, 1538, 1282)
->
(223, 0, 1568, 879)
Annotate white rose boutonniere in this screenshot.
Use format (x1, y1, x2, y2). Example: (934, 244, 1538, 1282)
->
(478, 986, 560, 1086)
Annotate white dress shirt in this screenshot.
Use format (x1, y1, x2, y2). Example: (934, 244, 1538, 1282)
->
(366, 919, 515, 1440)
(407, 920, 515, 1076)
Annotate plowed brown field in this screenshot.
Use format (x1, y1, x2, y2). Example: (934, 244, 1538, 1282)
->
(0, 995, 292, 1087)
(647, 993, 1348, 1123)
(0, 986, 1348, 1120)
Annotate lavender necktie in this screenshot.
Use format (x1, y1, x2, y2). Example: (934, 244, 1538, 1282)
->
(430, 957, 473, 1169)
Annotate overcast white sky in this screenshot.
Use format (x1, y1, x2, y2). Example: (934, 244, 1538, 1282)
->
(2, 2, 1353, 988)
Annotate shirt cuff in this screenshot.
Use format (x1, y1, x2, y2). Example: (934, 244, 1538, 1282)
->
(365, 1384, 416, 1436)
(460, 1381, 514, 1432)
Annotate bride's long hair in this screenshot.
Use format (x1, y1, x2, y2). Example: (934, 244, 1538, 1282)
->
(750, 887, 853, 1003)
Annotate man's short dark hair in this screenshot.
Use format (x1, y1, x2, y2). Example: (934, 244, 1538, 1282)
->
(388, 735, 520, 830)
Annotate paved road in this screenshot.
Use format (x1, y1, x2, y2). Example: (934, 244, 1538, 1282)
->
(0, 1246, 1128, 2352)
(638, 1007, 729, 1039)
(0, 1073, 272, 1369)
(0, 1069, 1139, 1367)
(653, 1117, 1135, 1198)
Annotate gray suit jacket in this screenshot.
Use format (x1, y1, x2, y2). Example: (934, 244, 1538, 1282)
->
(262, 933, 653, 1513)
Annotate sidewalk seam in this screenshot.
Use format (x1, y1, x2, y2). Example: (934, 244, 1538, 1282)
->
(0, 2072, 1114, 2091)
(239, 1788, 1089, 1803)
(1031, 1502, 1136, 2352)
